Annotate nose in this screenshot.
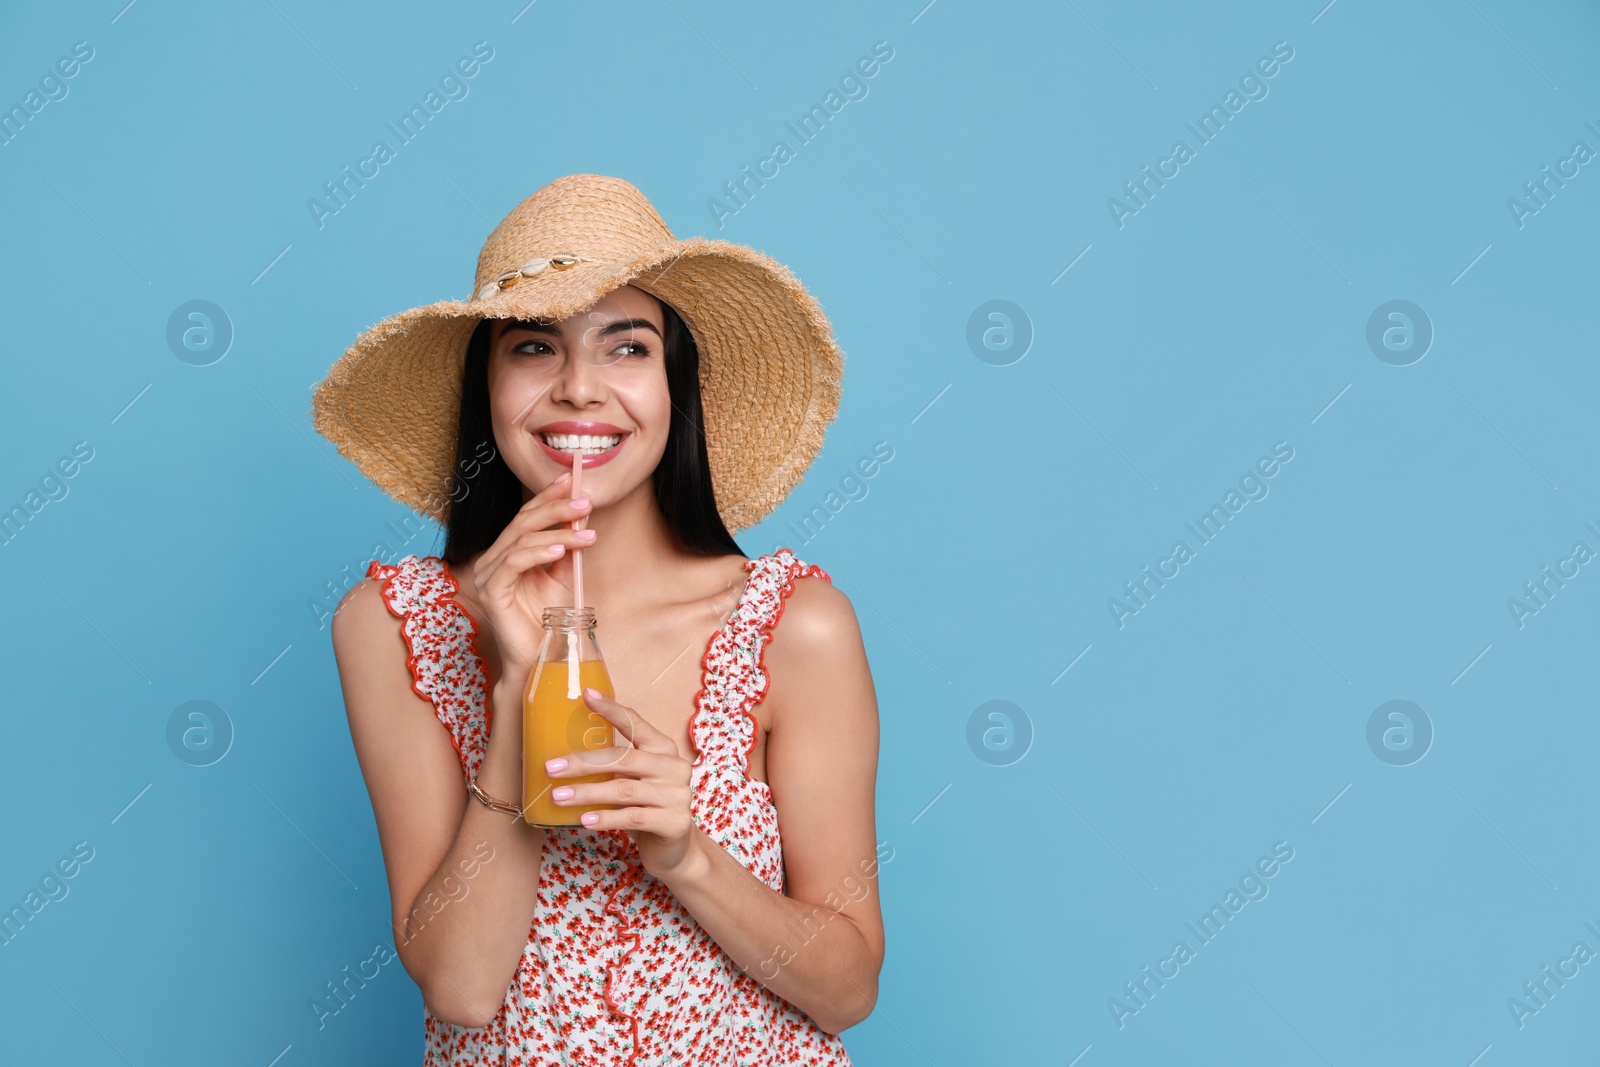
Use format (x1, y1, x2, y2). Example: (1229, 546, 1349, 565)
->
(550, 346, 609, 407)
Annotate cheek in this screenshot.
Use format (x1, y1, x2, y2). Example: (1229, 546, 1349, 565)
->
(489, 367, 544, 427)
(645, 388, 674, 435)
(616, 371, 673, 436)
(612, 375, 673, 464)
(486, 368, 548, 472)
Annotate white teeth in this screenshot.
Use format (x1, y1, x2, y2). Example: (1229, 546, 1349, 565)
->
(541, 432, 622, 454)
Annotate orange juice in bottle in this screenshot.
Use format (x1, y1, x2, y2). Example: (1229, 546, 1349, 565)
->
(523, 606, 616, 827)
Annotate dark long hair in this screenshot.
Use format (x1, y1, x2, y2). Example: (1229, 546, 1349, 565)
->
(440, 295, 744, 565)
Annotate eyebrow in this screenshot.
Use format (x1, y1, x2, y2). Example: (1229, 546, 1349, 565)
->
(501, 317, 661, 339)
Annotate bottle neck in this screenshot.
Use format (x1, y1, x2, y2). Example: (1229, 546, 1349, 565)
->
(542, 606, 597, 633)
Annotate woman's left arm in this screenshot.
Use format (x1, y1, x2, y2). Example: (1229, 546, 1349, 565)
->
(548, 575, 885, 1034)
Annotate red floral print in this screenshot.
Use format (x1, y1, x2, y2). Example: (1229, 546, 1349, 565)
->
(365, 548, 854, 1066)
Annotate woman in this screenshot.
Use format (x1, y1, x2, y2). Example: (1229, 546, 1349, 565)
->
(312, 174, 884, 1065)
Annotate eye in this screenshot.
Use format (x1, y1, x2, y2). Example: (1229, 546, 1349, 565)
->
(615, 341, 652, 359)
(511, 340, 554, 356)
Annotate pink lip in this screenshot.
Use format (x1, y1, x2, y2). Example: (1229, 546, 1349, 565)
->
(534, 422, 629, 469)
(534, 420, 626, 435)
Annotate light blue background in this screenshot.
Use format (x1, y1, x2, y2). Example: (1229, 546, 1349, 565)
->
(2, 0, 1597, 1063)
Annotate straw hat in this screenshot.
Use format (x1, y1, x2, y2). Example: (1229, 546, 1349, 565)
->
(310, 173, 843, 533)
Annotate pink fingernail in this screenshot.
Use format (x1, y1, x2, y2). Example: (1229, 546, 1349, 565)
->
(551, 786, 574, 801)
(584, 688, 601, 700)
(545, 758, 567, 773)
(581, 812, 599, 826)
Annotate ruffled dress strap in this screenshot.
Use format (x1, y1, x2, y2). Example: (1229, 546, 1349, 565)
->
(364, 554, 494, 783)
(688, 547, 833, 780)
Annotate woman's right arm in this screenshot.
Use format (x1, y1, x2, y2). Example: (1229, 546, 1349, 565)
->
(332, 578, 543, 1029)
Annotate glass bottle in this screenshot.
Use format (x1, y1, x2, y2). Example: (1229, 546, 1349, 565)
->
(522, 607, 616, 827)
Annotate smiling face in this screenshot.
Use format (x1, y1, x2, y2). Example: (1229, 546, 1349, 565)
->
(486, 283, 672, 508)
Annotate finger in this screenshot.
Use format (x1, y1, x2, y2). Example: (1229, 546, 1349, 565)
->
(476, 469, 567, 545)
(574, 805, 677, 833)
(581, 689, 670, 753)
(504, 527, 596, 565)
(479, 541, 572, 601)
(529, 469, 571, 501)
(536, 492, 591, 523)
(548, 746, 679, 780)
(472, 477, 587, 576)
(496, 544, 571, 582)
(477, 496, 591, 577)
(550, 776, 687, 811)
(515, 516, 595, 554)
(493, 500, 593, 570)
(524, 478, 588, 520)
(485, 527, 595, 589)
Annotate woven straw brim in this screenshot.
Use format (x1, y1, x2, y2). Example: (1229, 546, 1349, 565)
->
(310, 236, 842, 533)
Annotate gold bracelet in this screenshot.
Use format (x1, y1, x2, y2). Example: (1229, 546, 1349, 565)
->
(467, 775, 523, 817)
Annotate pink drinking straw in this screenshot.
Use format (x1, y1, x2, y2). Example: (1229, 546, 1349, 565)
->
(570, 448, 584, 610)
(566, 450, 583, 699)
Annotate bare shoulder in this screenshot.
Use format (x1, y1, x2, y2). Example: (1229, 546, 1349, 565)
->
(329, 575, 421, 731)
(764, 565, 875, 733)
(331, 574, 397, 655)
(767, 566, 863, 659)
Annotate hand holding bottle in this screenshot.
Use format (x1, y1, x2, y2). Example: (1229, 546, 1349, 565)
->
(544, 687, 697, 875)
